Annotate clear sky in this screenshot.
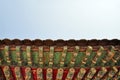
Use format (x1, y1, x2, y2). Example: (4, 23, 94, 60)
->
(0, 0, 120, 40)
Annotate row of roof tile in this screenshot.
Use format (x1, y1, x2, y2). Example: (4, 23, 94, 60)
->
(0, 39, 120, 46)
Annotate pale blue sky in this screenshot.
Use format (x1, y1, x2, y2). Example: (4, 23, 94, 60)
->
(0, 0, 120, 40)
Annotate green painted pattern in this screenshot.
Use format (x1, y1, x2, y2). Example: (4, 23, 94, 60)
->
(86, 52, 96, 67)
(0, 49, 7, 64)
(0, 46, 9, 64)
(97, 51, 107, 66)
(53, 52, 61, 67)
(21, 51, 27, 65)
(0, 45, 120, 68)
(75, 52, 85, 67)
(107, 48, 116, 66)
(118, 75, 120, 79)
(117, 58, 120, 65)
(64, 52, 72, 67)
(112, 51, 120, 66)
(80, 54, 90, 67)
(32, 51, 39, 66)
(10, 51, 17, 65)
(43, 52, 50, 66)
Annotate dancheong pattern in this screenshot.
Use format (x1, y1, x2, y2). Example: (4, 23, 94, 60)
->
(0, 39, 120, 80)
